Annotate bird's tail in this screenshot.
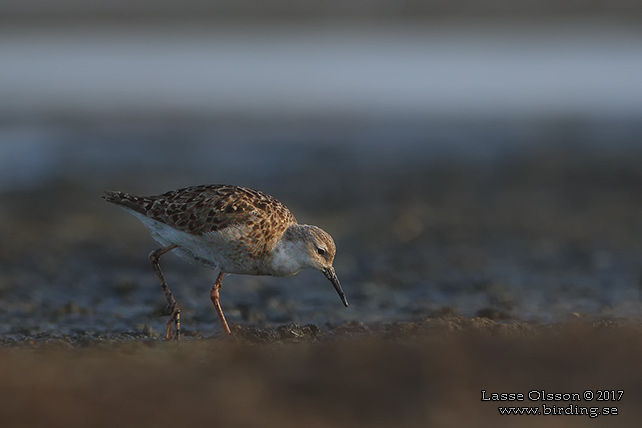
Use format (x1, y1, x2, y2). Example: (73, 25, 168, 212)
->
(102, 190, 124, 204)
(102, 190, 148, 215)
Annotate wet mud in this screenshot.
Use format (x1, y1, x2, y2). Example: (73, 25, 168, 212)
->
(2, 118, 642, 425)
(2, 317, 642, 427)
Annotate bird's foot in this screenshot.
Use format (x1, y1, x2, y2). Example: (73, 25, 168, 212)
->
(163, 302, 181, 340)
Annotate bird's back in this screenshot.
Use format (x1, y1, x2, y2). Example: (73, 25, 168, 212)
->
(103, 184, 298, 260)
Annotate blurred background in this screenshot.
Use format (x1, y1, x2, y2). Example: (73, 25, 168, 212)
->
(1, 1, 642, 338)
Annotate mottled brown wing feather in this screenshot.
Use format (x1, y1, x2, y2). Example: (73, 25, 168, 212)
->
(103, 185, 297, 238)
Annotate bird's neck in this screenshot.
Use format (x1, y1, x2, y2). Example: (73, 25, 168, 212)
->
(264, 234, 306, 277)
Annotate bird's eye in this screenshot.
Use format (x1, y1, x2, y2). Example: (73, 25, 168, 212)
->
(317, 248, 326, 256)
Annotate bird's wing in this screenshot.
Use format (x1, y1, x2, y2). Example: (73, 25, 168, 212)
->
(103, 184, 297, 238)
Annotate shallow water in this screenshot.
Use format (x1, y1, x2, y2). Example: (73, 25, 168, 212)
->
(2, 23, 642, 118)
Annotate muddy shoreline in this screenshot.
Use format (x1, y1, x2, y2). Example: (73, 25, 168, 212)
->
(2, 317, 641, 427)
(2, 118, 642, 425)
(1, 314, 637, 348)
(3, 132, 642, 339)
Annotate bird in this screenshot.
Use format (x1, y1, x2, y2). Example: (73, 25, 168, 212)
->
(103, 184, 348, 339)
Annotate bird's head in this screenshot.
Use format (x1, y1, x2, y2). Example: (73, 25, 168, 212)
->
(271, 224, 348, 307)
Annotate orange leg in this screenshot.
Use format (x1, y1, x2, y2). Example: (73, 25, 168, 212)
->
(149, 244, 181, 340)
(210, 272, 231, 334)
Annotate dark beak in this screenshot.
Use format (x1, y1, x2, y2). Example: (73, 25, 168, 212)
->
(323, 267, 348, 307)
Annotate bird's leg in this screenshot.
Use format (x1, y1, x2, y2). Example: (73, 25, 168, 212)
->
(210, 272, 231, 335)
(149, 244, 181, 340)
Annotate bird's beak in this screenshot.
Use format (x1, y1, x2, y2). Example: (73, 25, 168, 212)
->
(323, 267, 348, 307)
